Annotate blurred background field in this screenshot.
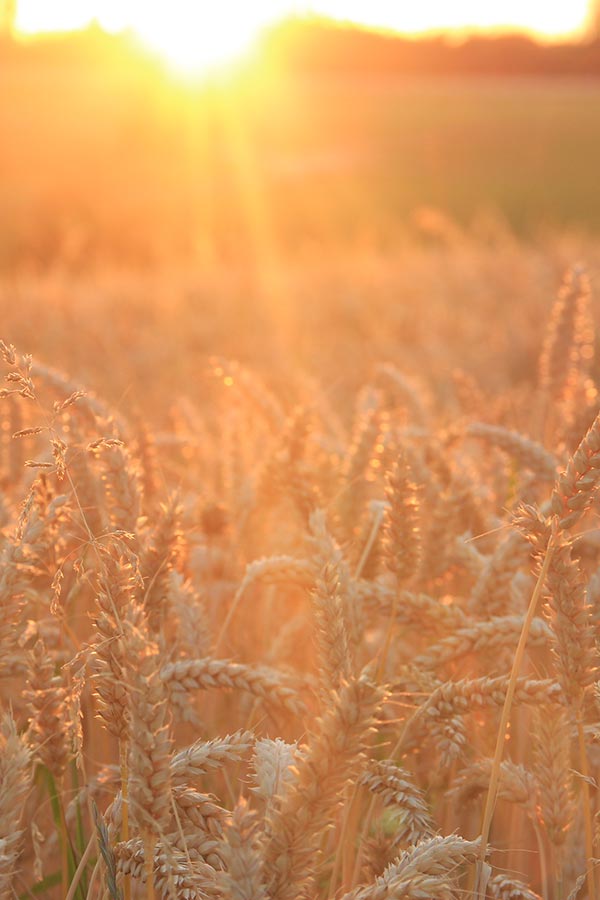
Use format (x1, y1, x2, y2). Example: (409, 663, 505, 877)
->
(8, 66, 600, 262)
(4, 9, 600, 270)
(3, 3, 600, 412)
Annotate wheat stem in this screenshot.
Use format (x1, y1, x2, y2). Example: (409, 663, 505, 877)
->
(532, 820, 549, 900)
(120, 739, 131, 900)
(577, 715, 596, 900)
(475, 530, 556, 897)
(64, 831, 96, 900)
(142, 830, 156, 900)
(354, 503, 385, 579)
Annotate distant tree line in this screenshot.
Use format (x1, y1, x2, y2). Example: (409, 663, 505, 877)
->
(259, 18, 600, 78)
(5, 14, 600, 78)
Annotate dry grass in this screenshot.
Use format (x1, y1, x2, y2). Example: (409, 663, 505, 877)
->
(2, 232, 600, 900)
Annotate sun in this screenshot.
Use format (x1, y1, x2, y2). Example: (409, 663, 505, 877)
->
(123, 4, 277, 75)
(15, 1, 286, 75)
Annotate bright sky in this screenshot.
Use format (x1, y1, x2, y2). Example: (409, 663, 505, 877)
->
(14, 1, 593, 71)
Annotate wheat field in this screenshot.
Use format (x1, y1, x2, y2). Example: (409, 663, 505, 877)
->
(1, 230, 600, 900)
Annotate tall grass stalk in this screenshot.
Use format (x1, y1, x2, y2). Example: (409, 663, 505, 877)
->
(475, 533, 557, 898)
